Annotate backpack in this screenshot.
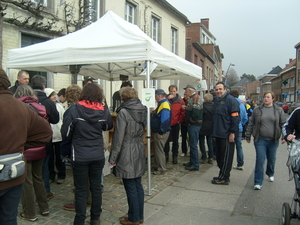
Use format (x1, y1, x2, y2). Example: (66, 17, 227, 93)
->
(26, 102, 49, 121)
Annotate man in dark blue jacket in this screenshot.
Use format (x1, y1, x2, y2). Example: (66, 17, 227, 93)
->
(211, 82, 240, 185)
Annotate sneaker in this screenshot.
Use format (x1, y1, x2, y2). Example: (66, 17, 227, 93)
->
(46, 192, 54, 201)
(268, 176, 274, 182)
(41, 211, 49, 216)
(233, 165, 244, 170)
(57, 179, 65, 184)
(207, 158, 213, 164)
(63, 203, 75, 211)
(211, 179, 229, 185)
(180, 153, 186, 157)
(213, 177, 230, 182)
(254, 184, 262, 190)
(20, 213, 38, 222)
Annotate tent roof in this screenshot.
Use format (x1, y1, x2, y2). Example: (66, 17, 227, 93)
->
(7, 11, 201, 81)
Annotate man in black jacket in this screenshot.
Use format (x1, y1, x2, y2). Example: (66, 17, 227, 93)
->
(9, 70, 30, 94)
(31, 75, 59, 200)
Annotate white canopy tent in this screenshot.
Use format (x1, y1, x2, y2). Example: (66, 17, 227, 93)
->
(7, 11, 201, 81)
(7, 11, 202, 194)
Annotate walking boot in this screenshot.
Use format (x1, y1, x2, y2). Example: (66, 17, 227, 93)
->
(173, 156, 178, 164)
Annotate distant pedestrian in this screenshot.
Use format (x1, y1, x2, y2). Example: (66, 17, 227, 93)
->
(180, 93, 189, 156)
(182, 85, 203, 171)
(230, 90, 248, 170)
(164, 85, 185, 164)
(199, 93, 214, 164)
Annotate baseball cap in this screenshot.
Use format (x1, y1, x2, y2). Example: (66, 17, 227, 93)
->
(183, 85, 196, 91)
(155, 89, 166, 95)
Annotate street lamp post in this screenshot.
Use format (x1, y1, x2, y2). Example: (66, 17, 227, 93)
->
(224, 63, 235, 85)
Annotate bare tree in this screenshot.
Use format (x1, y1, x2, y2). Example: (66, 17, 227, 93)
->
(226, 68, 239, 87)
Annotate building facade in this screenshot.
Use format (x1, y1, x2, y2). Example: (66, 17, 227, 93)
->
(185, 19, 223, 90)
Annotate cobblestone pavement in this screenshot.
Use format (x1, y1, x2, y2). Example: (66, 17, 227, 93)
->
(17, 154, 210, 225)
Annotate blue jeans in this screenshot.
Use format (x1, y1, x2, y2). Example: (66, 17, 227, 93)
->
(123, 177, 144, 223)
(0, 184, 23, 225)
(235, 132, 244, 167)
(199, 135, 214, 159)
(72, 159, 105, 224)
(254, 137, 279, 185)
(187, 125, 201, 169)
(42, 154, 50, 194)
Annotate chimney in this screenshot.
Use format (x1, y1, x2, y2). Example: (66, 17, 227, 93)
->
(201, 18, 209, 30)
(289, 58, 293, 63)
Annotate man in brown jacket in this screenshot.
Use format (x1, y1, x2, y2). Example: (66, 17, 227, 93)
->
(0, 68, 52, 225)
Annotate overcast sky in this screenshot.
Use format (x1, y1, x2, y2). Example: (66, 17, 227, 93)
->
(167, 0, 300, 78)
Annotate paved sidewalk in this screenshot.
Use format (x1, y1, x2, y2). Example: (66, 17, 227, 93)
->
(17, 140, 297, 225)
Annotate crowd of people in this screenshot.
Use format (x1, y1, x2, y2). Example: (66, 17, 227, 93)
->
(0, 69, 292, 225)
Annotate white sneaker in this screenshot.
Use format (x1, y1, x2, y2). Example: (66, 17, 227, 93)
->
(233, 166, 244, 170)
(268, 176, 274, 182)
(180, 153, 186, 157)
(254, 184, 262, 190)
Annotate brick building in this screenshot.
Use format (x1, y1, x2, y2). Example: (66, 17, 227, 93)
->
(186, 19, 223, 90)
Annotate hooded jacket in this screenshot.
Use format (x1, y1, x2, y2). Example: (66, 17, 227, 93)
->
(235, 97, 248, 133)
(199, 101, 213, 136)
(109, 99, 147, 178)
(168, 93, 185, 126)
(61, 100, 113, 162)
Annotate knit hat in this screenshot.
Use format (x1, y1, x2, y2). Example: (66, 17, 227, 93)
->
(0, 68, 11, 89)
(44, 88, 55, 98)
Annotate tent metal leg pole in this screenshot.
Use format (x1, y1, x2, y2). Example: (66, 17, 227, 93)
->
(146, 60, 152, 196)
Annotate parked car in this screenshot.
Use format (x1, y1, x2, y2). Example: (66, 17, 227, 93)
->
(288, 102, 300, 114)
(282, 101, 293, 113)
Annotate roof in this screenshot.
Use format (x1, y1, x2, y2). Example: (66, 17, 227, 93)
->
(155, 0, 190, 23)
(231, 78, 250, 87)
(268, 66, 282, 74)
(7, 11, 202, 81)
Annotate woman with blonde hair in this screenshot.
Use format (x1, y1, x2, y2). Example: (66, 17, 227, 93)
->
(246, 91, 286, 190)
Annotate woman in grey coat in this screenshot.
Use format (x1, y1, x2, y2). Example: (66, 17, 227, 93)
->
(109, 87, 147, 225)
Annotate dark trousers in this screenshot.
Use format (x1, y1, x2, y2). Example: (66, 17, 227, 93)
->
(42, 154, 50, 194)
(199, 135, 214, 159)
(0, 183, 23, 225)
(49, 141, 66, 180)
(72, 159, 105, 225)
(215, 137, 235, 180)
(123, 177, 144, 223)
(181, 124, 188, 154)
(164, 123, 180, 158)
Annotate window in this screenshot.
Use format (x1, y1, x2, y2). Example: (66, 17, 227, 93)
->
(291, 76, 295, 87)
(298, 69, 300, 84)
(194, 55, 198, 65)
(171, 27, 178, 54)
(151, 16, 160, 43)
(298, 49, 300, 61)
(125, 1, 136, 24)
(201, 34, 205, 44)
(200, 60, 204, 68)
(150, 80, 157, 89)
(31, 0, 47, 6)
